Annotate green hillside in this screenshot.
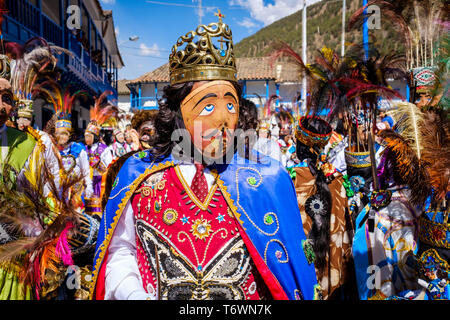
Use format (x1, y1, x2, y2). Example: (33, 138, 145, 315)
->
(234, 0, 405, 61)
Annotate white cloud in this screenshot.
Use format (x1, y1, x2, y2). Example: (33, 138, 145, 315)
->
(237, 17, 259, 29)
(115, 27, 119, 37)
(139, 43, 161, 57)
(101, 0, 116, 4)
(229, 0, 322, 26)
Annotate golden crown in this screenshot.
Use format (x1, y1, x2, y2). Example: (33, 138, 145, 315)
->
(169, 10, 237, 85)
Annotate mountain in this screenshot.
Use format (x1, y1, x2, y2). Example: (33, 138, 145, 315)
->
(234, 0, 405, 61)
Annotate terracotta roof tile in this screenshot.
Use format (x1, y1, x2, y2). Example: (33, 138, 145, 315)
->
(117, 79, 130, 95)
(127, 57, 301, 85)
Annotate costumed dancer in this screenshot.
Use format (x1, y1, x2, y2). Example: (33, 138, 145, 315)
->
(349, 106, 427, 300)
(35, 80, 105, 299)
(91, 12, 319, 300)
(35, 80, 94, 202)
(346, 105, 425, 301)
(0, 46, 78, 300)
(293, 115, 357, 300)
(414, 31, 450, 300)
(252, 121, 282, 163)
(101, 125, 132, 169)
(383, 104, 448, 300)
(8, 37, 66, 195)
(84, 91, 117, 199)
(387, 33, 449, 300)
(346, 0, 449, 300)
(130, 109, 158, 151)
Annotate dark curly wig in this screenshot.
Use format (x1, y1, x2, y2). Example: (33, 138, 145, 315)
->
(152, 81, 258, 162)
(101, 81, 258, 208)
(131, 109, 159, 131)
(295, 117, 333, 277)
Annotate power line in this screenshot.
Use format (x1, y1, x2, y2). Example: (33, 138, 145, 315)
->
(145, 0, 212, 9)
(120, 45, 172, 52)
(145, 0, 245, 10)
(122, 52, 167, 60)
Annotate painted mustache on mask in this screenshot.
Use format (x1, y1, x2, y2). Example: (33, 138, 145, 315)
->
(201, 127, 234, 140)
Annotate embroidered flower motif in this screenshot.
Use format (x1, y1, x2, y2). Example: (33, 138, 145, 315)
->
(265, 215, 274, 225)
(431, 228, 445, 242)
(349, 175, 365, 193)
(163, 209, 178, 225)
(305, 194, 329, 217)
(181, 215, 189, 225)
(138, 151, 147, 159)
(216, 214, 225, 223)
(191, 217, 213, 241)
(247, 176, 257, 186)
(275, 250, 283, 259)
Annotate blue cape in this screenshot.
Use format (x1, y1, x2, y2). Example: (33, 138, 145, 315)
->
(90, 150, 319, 300)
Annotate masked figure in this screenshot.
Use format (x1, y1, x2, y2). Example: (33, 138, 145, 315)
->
(352, 104, 429, 300)
(130, 109, 158, 151)
(293, 116, 357, 300)
(43, 82, 93, 202)
(90, 13, 319, 300)
(101, 127, 132, 169)
(253, 121, 282, 163)
(84, 91, 117, 200)
(0, 41, 78, 300)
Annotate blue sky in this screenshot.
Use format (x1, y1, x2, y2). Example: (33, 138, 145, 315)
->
(99, 0, 321, 80)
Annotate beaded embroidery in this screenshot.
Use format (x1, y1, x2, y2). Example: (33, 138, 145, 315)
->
(136, 219, 255, 300)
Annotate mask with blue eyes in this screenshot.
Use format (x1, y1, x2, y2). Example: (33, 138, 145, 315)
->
(179, 80, 240, 160)
(199, 102, 237, 116)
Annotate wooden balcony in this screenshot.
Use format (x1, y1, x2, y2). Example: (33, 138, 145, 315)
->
(2, 0, 118, 97)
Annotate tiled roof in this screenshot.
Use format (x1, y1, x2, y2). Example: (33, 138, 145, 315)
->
(127, 57, 302, 85)
(117, 79, 131, 95)
(128, 64, 170, 85)
(237, 57, 276, 80)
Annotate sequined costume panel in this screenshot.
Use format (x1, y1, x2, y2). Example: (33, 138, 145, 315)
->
(294, 166, 355, 299)
(131, 166, 268, 300)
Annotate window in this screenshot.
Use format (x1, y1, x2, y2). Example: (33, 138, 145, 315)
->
(41, 0, 61, 25)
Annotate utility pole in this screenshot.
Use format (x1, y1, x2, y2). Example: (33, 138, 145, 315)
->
(362, 0, 369, 61)
(301, 0, 307, 115)
(341, 0, 346, 57)
(198, 0, 203, 25)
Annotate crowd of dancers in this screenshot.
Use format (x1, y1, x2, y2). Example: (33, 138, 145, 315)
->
(0, 3, 448, 301)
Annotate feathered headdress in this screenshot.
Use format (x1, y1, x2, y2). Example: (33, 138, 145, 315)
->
(384, 103, 449, 206)
(419, 111, 450, 203)
(7, 37, 70, 111)
(262, 94, 279, 119)
(348, 0, 448, 71)
(377, 128, 430, 206)
(390, 102, 425, 160)
(33, 79, 88, 131)
(269, 43, 357, 119)
(85, 90, 118, 136)
(0, 145, 85, 299)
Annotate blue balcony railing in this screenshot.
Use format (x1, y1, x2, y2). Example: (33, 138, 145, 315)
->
(42, 14, 62, 47)
(6, 0, 39, 34)
(131, 96, 159, 110)
(4, 0, 117, 97)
